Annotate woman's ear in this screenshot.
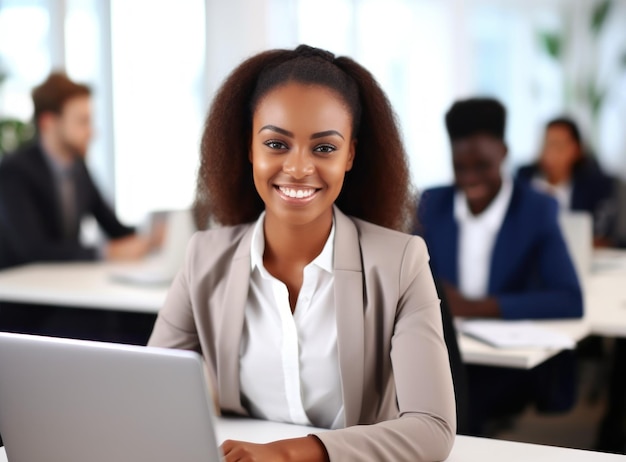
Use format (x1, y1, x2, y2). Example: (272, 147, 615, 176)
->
(346, 139, 357, 172)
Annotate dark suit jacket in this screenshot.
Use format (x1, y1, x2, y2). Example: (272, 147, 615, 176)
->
(517, 159, 616, 238)
(417, 182, 583, 320)
(0, 142, 134, 268)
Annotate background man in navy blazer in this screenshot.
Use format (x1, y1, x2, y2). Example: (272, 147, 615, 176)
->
(417, 97, 583, 435)
(0, 72, 152, 269)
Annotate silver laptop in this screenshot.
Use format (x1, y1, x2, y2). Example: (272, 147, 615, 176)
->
(0, 332, 222, 462)
(110, 209, 196, 285)
(558, 211, 593, 284)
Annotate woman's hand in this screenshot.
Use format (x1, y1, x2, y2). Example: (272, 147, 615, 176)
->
(221, 436, 329, 462)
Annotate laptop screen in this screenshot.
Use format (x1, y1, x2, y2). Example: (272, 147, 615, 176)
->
(0, 333, 222, 462)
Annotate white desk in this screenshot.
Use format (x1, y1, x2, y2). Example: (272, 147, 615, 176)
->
(459, 319, 589, 369)
(0, 417, 623, 461)
(457, 248, 626, 368)
(0, 262, 167, 314)
(586, 248, 626, 337)
(0, 257, 623, 369)
(0, 262, 591, 369)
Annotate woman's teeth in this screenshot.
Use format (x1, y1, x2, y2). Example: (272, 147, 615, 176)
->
(279, 187, 316, 198)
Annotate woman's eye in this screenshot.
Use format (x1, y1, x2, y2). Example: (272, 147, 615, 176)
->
(314, 144, 336, 154)
(264, 140, 287, 150)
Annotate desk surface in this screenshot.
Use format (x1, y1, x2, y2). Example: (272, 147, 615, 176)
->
(1, 251, 626, 369)
(457, 248, 626, 368)
(586, 248, 626, 337)
(0, 416, 623, 461)
(0, 262, 167, 313)
(458, 319, 589, 369)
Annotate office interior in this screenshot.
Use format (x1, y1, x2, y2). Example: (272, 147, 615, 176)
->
(0, 0, 626, 457)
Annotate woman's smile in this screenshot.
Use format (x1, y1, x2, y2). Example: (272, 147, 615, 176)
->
(250, 82, 355, 227)
(275, 185, 321, 203)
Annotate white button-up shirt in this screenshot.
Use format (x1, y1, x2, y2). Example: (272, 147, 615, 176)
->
(531, 176, 572, 211)
(239, 213, 344, 429)
(454, 178, 513, 299)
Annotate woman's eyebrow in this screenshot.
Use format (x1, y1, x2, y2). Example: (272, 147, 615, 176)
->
(258, 125, 293, 137)
(311, 130, 344, 140)
(258, 126, 345, 141)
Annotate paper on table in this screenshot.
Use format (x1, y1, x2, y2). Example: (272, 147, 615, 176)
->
(460, 320, 576, 349)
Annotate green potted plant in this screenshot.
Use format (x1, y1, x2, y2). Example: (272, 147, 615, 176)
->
(537, 0, 626, 152)
(0, 66, 35, 157)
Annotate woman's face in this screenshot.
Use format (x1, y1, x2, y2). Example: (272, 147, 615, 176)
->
(250, 82, 355, 228)
(539, 125, 581, 184)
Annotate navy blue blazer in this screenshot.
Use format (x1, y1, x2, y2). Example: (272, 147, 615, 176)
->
(0, 142, 134, 268)
(417, 182, 583, 320)
(517, 160, 616, 238)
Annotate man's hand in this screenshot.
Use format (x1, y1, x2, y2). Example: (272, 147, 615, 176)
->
(442, 281, 500, 318)
(104, 235, 151, 261)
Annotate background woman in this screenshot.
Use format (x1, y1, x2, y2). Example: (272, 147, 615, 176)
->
(517, 116, 616, 246)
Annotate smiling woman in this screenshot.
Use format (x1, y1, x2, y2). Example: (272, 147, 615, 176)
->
(148, 45, 455, 462)
(251, 84, 355, 231)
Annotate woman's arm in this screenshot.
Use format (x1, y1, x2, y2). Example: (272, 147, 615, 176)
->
(148, 233, 201, 351)
(312, 237, 456, 461)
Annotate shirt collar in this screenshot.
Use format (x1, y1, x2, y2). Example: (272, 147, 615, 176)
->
(40, 142, 76, 177)
(250, 211, 335, 275)
(454, 176, 513, 229)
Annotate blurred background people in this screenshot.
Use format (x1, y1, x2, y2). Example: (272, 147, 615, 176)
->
(0, 72, 153, 269)
(517, 117, 617, 247)
(417, 97, 583, 436)
(0, 72, 157, 342)
(418, 98, 582, 321)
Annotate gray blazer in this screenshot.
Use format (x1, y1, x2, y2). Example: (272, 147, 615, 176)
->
(149, 207, 456, 461)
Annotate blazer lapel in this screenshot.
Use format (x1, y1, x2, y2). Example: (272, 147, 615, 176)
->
(216, 225, 254, 414)
(31, 146, 64, 236)
(438, 209, 459, 286)
(489, 185, 519, 293)
(431, 191, 459, 286)
(332, 207, 365, 426)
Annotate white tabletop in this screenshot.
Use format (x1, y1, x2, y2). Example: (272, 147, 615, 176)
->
(585, 248, 626, 337)
(459, 318, 590, 369)
(1, 253, 626, 369)
(457, 248, 626, 368)
(0, 262, 167, 313)
(0, 417, 622, 461)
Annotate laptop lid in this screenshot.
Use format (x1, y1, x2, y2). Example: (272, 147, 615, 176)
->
(0, 333, 222, 462)
(558, 211, 592, 285)
(110, 209, 196, 286)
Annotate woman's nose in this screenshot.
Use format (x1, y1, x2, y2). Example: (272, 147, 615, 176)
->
(282, 148, 315, 179)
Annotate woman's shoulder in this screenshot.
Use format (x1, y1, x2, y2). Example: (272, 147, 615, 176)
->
(348, 215, 428, 260)
(185, 222, 255, 266)
(346, 216, 430, 290)
(191, 222, 253, 244)
(516, 163, 539, 180)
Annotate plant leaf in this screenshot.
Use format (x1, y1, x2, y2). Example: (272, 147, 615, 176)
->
(591, 0, 612, 36)
(586, 80, 606, 118)
(538, 31, 562, 59)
